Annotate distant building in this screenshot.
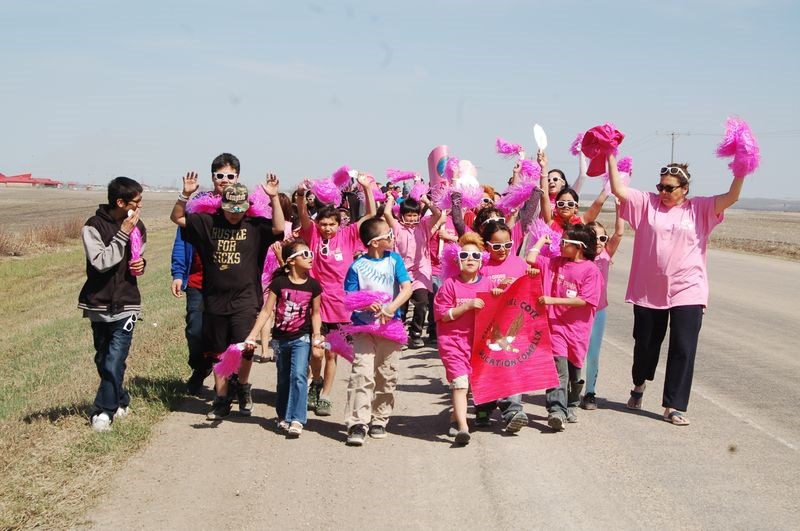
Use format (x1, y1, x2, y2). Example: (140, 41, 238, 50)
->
(0, 172, 62, 188)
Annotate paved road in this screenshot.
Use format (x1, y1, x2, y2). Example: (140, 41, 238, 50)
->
(89, 248, 800, 530)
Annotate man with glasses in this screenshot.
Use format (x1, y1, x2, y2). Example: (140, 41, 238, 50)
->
(170, 153, 241, 396)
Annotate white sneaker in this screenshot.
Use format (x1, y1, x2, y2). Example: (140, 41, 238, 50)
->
(115, 406, 130, 419)
(91, 412, 112, 433)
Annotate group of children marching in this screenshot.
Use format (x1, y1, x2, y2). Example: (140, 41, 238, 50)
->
(82, 147, 624, 447)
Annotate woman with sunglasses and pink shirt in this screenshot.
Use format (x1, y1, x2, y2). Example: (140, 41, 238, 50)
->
(607, 154, 744, 426)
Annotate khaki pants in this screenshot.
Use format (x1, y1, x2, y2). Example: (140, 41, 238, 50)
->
(344, 334, 400, 429)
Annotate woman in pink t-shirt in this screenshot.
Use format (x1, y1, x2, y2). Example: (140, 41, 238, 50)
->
(607, 154, 744, 426)
(471, 220, 535, 432)
(434, 233, 492, 445)
(527, 224, 603, 432)
(296, 174, 376, 416)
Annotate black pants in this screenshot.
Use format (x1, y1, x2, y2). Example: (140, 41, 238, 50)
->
(401, 288, 429, 339)
(631, 304, 704, 412)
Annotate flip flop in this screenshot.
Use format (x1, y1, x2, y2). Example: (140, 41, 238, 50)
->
(626, 386, 645, 410)
(287, 422, 303, 437)
(663, 410, 690, 426)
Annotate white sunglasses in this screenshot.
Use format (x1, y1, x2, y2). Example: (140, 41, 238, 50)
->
(561, 239, 587, 249)
(287, 249, 314, 260)
(368, 228, 394, 244)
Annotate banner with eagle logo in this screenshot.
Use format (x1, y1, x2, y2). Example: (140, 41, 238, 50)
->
(470, 275, 560, 404)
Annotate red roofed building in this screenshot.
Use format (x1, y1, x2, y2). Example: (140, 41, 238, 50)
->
(0, 172, 62, 188)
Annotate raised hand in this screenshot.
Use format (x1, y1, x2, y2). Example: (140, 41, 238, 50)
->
(182, 171, 200, 196)
(121, 208, 140, 235)
(263, 173, 280, 197)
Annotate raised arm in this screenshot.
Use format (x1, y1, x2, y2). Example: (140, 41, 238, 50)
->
(356, 173, 377, 227)
(714, 176, 744, 215)
(538, 150, 553, 223)
(171, 171, 200, 228)
(261, 173, 285, 235)
(572, 152, 587, 194)
(295, 181, 313, 232)
(420, 194, 441, 225)
(582, 189, 608, 224)
(607, 154, 629, 203)
(383, 193, 397, 225)
(605, 202, 625, 258)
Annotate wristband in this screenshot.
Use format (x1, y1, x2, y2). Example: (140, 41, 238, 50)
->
(380, 307, 394, 318)
(448, 308, 455, 321)
(177, 193, 189, 202)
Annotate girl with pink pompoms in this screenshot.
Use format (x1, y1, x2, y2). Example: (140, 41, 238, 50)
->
(607, 116, 757, 427)
(296, 172, 377, 417)
(244, 239, 322, 438)
(433, 233, 493, 445)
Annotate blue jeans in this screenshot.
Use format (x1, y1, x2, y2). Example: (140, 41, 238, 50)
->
(273, 335, 311, 424)
(584, 308, 607, 395)
(90, 317, 135, 417)
(184, 287, 208, 371)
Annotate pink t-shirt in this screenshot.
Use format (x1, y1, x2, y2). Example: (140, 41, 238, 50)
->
(301, 223, 361, 323)
(391, 216, 435, 291)
(594, 249, 611, 311)
(619, 188, 722, 309)
(433, 274, 492, 381)
(481, 255, 528, 290)
(538, 255, 602, 368)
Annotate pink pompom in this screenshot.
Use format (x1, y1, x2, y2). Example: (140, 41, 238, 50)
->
(213, 343, 243, 378)
(372, 184, 387, 202)
(440, 242, 461, 280)
(716, 117, 760, 178)
(326, 330, 353, 363)
(581, 123, 625, 177)
(311, 178, 342, 206)
(386, 169, 418, 184)
(261, 249, 280, 286)
(519, 159, 541, 180)
(496, 138, 524, 158)
(444, 156, 460, 181)
(331, 166, 352, 188)
(431, 182, 453, 210)
(409, 181, 429, 201)
(345, 290, 392, 312)
(617, 156, 633, 175)
(527, 218, 562, 258)
(496, 180, 536, 216)
(392, 203, 401, 217)
(130, 227, 142, 260)
(186, 192, 221, 214)
(569, 132, 585, 156)
(455, 182, 483, 209)
(246, 185, 273, 218)
(342, 319, 408, 345)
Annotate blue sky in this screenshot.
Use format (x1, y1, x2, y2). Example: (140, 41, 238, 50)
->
(2, 0, 798, 199)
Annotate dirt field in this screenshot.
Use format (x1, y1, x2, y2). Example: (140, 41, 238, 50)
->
(2, 187, 799, 261)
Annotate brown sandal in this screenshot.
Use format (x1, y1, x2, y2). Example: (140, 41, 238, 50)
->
(626, 383, 646, 410)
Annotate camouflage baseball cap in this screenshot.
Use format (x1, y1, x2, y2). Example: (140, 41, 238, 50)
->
(221, 183, 249, 214)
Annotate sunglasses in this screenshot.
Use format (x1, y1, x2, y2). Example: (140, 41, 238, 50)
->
(320, 238, 330, 256)
(287, 249, 313, 260)
(368, 229, 394, 244)
(481, 216, 506, 226)
(458, 251, 483, 261)
(213, 173, 237, 181)
(488, 241, 514, 251)
(656, 183, 683, 193)
(547, 176, 563, 183)
(660, 166, 689, 180)
(560, 238, 587, 249)
(556, 200, 579, 209)
(481, 197, 494, 205)
(597, 235, 609, 244)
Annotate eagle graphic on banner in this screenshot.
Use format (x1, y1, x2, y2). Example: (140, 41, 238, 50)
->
(486, 312, 524, 353)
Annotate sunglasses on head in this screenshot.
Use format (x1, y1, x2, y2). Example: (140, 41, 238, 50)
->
(368, 228, 394, 244)
(561, 238, 587, 249)
(656, 183, 683, 193)
(660, 166, 689, 180)
(458, 251, 483, 261)
(597, 234, 609, 243)
(556, 200, 579, 209)
(213, 173, 237, 181)
(287, 249, 313, 260)
(488, 241, 514, 251)
(480, 216, 506, 226)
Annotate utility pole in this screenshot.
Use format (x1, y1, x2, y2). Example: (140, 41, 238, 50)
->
(655, 131, 691, 163)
